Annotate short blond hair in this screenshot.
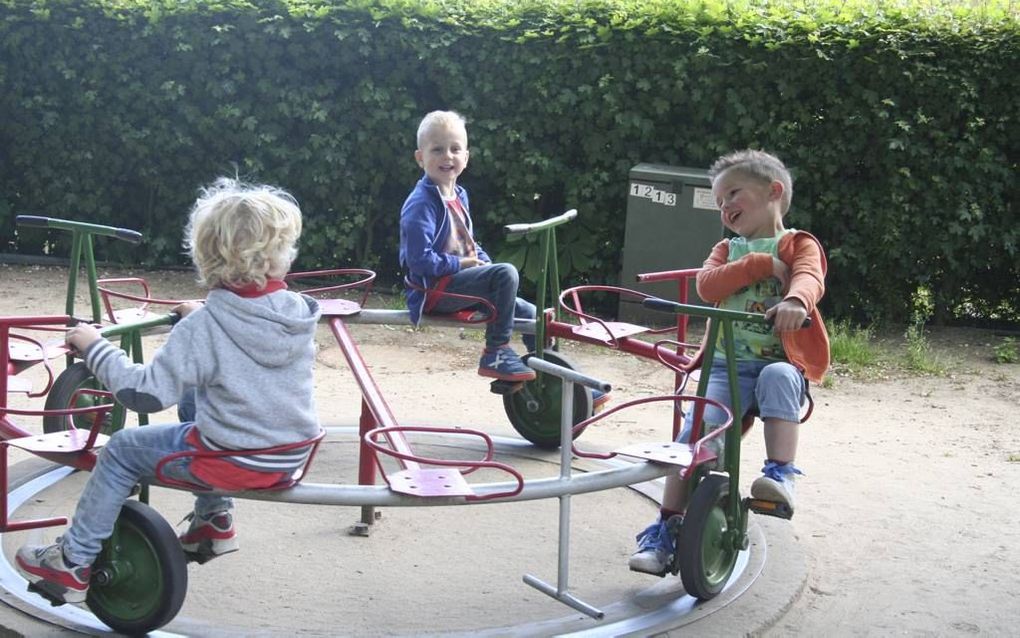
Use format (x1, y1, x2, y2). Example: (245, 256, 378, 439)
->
(709, 149, 793, 215)
(416, 110, 467, 149)
(184, 178, 302, 289)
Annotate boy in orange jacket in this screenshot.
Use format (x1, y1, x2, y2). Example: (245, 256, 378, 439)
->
(630, 149, 829, 575)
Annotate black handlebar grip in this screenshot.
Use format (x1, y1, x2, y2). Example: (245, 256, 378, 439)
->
(642, 297, 681, 313)
(15, 215, 50, 228)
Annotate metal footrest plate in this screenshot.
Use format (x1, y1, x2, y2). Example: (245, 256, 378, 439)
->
(614, 441, 696, 467)
(7, 430, 110, 454)
(319, 299, 362, 317)
(388, 468, 474, 497)
(572, 321, 648, 343)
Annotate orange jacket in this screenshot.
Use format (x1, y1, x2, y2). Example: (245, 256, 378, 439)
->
(696, 231, 830, 384)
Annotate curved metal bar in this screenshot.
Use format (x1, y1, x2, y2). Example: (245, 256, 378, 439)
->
(404, 276, 497, 325)
(568, 394, 734, 462)
(154, 429, 326, 491)
(196, 444, 675, 508)
(286, 268, 376, 308)
(364, 426, 525, 501)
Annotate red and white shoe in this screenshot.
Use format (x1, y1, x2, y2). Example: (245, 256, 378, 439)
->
(16, 541, 91, 604)
(179, 510, 239, 564)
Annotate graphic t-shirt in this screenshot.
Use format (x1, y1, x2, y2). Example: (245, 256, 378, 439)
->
(443, 196, 478, 259)
(716, 231, 792, 361)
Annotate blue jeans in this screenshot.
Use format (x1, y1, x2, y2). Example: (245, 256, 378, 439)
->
(429, 262, 537, 350)
(677, 359, 805, 444)
(62, 392, 231, 565)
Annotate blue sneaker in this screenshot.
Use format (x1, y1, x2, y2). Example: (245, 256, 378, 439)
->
(751, 460, 803, 510)
(628, 518, 675, 575)
(478, 346, 536, 382)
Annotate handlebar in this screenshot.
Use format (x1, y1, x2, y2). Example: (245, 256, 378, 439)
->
(96, 312, 181, 339)
(636, 268, 701, 283)
(642, 297, 812, 328)
(527, 356, 612, 393)
(504, 209, 577, 238)
(16, 215, 144, 245)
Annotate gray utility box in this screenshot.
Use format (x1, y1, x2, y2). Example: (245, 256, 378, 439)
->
(618, 163, 723, 326)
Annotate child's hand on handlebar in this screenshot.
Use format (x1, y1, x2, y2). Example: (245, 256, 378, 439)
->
(765, 299, 808, 333)
(173, 300, 204, 318)
(65, 323, 103, 354)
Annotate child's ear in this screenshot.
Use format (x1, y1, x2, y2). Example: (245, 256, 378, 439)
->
(769, 180, 784, 201)
(414, 149, 424, 167)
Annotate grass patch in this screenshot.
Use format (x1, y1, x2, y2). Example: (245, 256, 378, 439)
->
(828, 319, 878, 370)
(903, 324, 947, 375)
(993, 337, 1018, 364)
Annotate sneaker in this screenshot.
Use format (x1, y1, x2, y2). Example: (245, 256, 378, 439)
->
(591, 388, 611, 414)
(478, 346, 536, 382)
(750, 460, 803, 510)
(180, 510, 239, 564)
(15, 540, 90, 604)
(628, 518, 675, 575)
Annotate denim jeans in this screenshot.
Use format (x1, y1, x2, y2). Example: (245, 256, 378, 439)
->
(677, 358, 805, 444)
(429, 262, 537, 350)
(62, 391, 232, 565)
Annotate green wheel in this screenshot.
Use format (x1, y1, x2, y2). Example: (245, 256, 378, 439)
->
(678, 474, 739, 600)
(42, 361, 123, 435)
(87, 500, 188, 635)
(503, 351, 593, 449)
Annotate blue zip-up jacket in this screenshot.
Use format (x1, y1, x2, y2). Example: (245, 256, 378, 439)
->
(399, 174, 491, 325)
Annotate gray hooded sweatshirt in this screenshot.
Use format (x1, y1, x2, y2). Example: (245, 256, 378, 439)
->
(84, 288, 322, 462)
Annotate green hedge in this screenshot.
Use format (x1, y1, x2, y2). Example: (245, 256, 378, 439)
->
(1, 0, 1016, 323)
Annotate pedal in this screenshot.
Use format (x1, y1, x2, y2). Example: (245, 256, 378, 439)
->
(27, 581, 68, 607)
(745, 497, 794, 520)
(489, 380, 524, 395)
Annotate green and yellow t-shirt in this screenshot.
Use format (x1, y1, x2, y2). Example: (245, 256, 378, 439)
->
(715, 231, 792, 361)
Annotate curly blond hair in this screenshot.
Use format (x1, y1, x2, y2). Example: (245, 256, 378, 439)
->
(184, 178, 302, 289)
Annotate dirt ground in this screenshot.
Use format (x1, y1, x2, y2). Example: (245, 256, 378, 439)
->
(2, 262, 1019, 636)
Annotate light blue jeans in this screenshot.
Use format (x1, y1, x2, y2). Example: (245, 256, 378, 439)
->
(62, 393, 232, 565)
(677, 358, 805, 444)
(429, 262, 537, 351)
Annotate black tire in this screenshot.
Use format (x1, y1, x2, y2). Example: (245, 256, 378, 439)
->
(678, 474, 739, 600)
(42, 361, 123, 435)
(87, 500, 188, 635)
(502, 351, 594, 449)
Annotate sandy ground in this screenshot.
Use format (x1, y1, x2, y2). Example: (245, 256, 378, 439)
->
(1, 263, 1019, 636)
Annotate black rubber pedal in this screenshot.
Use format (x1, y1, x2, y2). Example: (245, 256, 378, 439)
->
(27, 581, 68, 607)
(489, 380, 524, 395)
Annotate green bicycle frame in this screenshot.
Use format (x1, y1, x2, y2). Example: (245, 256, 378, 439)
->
(645, 298, 770, 551)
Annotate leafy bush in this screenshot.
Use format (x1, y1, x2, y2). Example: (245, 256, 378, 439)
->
(0, 0, 1016, 323)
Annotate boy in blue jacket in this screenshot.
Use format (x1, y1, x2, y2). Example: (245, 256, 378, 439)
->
(399, 110, 537, 382)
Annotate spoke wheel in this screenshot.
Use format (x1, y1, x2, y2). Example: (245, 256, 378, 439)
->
(87, 500, 188, 635)
(42, 361, 123, 435)
(678, 474, 739, 600)
(503, 351, 593, 449)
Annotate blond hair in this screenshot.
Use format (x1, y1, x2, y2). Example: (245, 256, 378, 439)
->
(416, 110, 468, 149)
(184, 178, 302, 289)
(709, 149, 794, 215)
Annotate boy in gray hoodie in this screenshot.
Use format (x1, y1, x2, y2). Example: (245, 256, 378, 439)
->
(16, 178, 322, 605)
